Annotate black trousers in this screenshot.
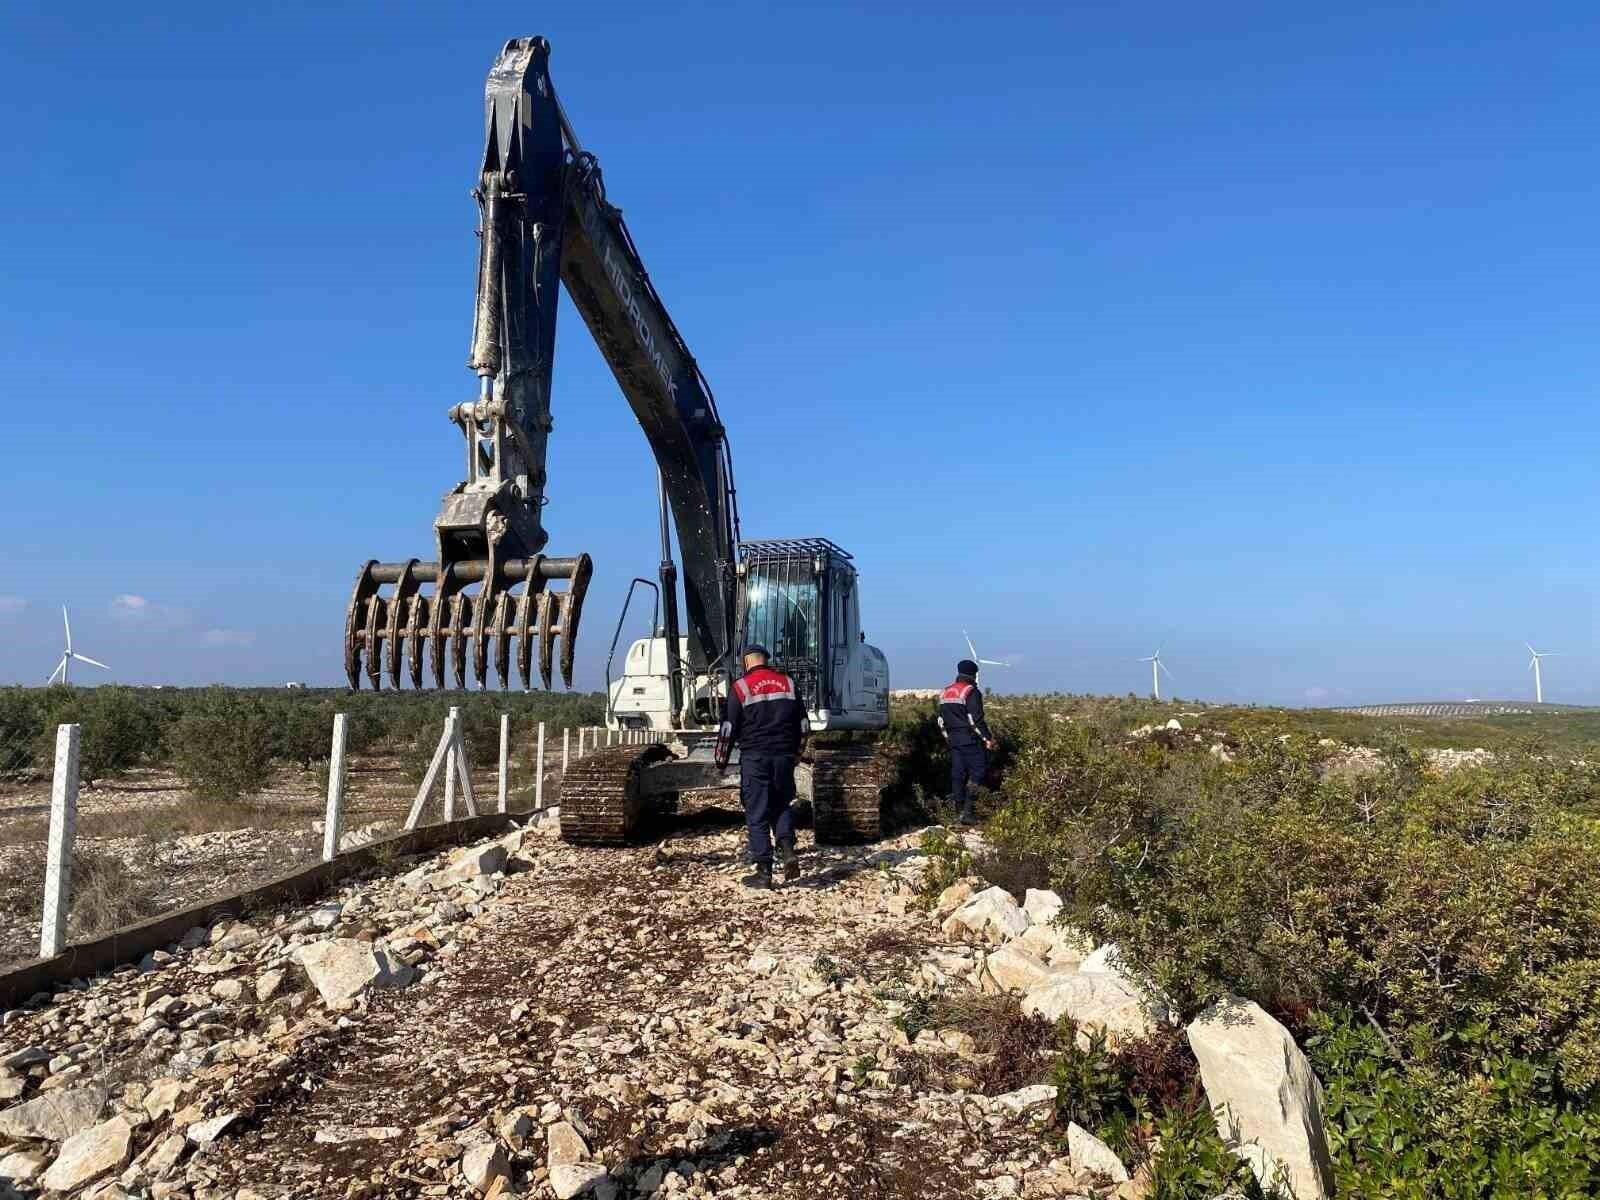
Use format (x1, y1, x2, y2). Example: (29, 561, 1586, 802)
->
(950, 743, 988, 817)
(740, 753, 797, 865)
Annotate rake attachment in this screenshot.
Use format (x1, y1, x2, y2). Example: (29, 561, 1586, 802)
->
(344, 553, 592, 690)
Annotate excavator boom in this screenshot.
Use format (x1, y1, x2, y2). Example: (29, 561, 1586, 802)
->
(345, 37, 738, 690)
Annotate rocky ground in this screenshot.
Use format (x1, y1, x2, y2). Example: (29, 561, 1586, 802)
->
(0, 805, 1111, 1200)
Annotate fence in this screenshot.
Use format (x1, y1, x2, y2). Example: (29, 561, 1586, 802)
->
(1, 704, 663, 971)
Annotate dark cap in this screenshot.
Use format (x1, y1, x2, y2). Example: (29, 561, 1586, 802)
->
(957, 658, 979, 677)
(743, 644, 770, 660)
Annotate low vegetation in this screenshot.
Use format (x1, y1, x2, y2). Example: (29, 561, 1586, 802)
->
(923, 695, 1600, 1198)
(0, 684, 606, 801)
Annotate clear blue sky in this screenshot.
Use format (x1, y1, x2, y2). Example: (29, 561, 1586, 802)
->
(3, 2, 1598, 704)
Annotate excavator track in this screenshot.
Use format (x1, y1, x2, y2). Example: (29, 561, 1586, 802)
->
(558, 744, 674, 845)
(810, 743, 893, 844)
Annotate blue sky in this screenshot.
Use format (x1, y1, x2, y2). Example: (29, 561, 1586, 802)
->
(3, 2, 1598, 704)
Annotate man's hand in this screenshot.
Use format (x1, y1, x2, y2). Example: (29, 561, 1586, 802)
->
(985, 738, 997, 751)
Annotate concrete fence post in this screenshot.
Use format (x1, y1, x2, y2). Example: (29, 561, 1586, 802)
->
(563, 727, 570, 773)
(322, 713, 348, 862)
(535, 721, 546, 809)
(40, 723, 80, 958)
(443, 707, 460, 822)
(497, 713, 510, 814)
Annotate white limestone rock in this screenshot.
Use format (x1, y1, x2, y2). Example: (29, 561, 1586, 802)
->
(1022, 888, 1063, 925)
(942, 886, 1030, 945)
(1187, 997, 1335, 1200)
(462, 1141, 510, 1194)
(984, 944, 1066, 994)
(1067, 1121, 1129, 1184)
(40, 1116, 132, 1193)
(0, 1085, 107, 1142)
(292, 939, 415, 1005)
(1021, 973, 1165, 1046)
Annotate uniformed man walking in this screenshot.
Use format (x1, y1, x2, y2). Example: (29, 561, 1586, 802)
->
(715, 645, 809, 889)
(938, 658, 996, 825)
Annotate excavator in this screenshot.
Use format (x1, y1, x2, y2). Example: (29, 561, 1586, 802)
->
(343, 37, 893, 843)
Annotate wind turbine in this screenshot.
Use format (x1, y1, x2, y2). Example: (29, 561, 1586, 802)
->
(1527, 644, 1556, 704)
(963, 631, 1009, 687)
(46, 606, 109, 685)
(1139, 650, 1172, 701)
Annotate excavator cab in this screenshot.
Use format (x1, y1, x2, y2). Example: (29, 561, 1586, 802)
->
(736, 539, 888, 731)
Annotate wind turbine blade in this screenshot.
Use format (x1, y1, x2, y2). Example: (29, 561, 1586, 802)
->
(62, 606, 71, 652)
(979, 658, 1007, 667)
(1158, 660, 1173, 679)
(964, 631, 978, 659)
(73, 653, 109, 670)
(1526, 643, 1536, 656)
(46, 659, 64, 685)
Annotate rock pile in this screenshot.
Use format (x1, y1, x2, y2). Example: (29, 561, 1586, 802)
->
(0, 812, 1335, 1199)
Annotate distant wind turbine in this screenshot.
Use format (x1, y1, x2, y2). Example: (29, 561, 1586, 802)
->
(1527, 644, 1556, 704)
(47, 606, 109, 685)
(963, 631, 1009, 685)
(1139, 650, 1172, 701)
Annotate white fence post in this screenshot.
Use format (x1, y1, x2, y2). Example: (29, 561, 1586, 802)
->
(497, 713, 510, 815)
(443, 707, 459, 822)
(563, 727, 570, 773)
(40, 723, 80, 958)
(535, 722, 546, 809)
(322, 713, 348, 862)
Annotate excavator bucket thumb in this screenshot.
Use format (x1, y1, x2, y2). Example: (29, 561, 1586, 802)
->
(344, 553, 592, 691)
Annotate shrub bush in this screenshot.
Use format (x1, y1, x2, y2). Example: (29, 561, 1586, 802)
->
(170, 689, 275, 803)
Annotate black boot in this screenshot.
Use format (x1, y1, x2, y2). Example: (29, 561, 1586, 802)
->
(958, 802, 978, 826)
(776, 838, 800, 883)
(741, 861, 774, 890)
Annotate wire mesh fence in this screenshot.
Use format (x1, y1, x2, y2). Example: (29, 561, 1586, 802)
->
(0, 686, 614, 972)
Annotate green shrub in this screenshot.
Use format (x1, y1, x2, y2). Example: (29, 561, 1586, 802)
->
(1145, 1103, 1263, 1200)
(1307, 1009, 1600, 1198)
(170, 690, 275, 803)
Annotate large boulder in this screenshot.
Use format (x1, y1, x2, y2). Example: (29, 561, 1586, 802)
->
(1021, 974, 1165, 1046)
(0, 1086, 107, 1142)
(1186, 997, 1335, 1200)
(462, 1142, 511, 1194)
(984, 944, 1066, 994)
(292, 939, 415, 1005)
(40, 1116, 132, 1193)
(941, 886, 1030, 945)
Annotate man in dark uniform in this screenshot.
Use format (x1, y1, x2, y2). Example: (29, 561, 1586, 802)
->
(938, 658, 996, 825)
(715, 645, 810, 889)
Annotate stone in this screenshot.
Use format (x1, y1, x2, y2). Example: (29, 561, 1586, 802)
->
(1022, 888, 1063, 924)
(993, 1083, 1057, 1117)
(0, 1150, 46, 1182)
(41, 1116, 133, 1193)
(934, 879, 977, 917)
(213, 924, 261, 953)
(942, 886, 1031, 944)
(142, 1079, 186, 1121)
(0, 1085, 107, 1142)
(339, 824, 381, 851)
(254, 969, 287, 1003)
(140, 1133, 185, 1178)
(1080, 942, 1141, 988)
(314, 1124, 403, 1144)
(437, 842, 508, 883)
(186, 1112, 242, 1145)
(1017, 923, 1094, 968)
(291, 939, 415, 1005)
(745, 952, 778, 976)
(462, 1142, 510, 1194)
(0, 1073, 23, 1102)
(0, 1047, 48, 1071)
(546, 1120, 590, 1167)
(210, 979, 245, 1002)
(1186, 997, 1335, 1200)
(497, 1110, 534, 1141)
(1068, 1122, 1129, 1184)
(984, 944, 1064, 993)
(1021, 974, 1165, 1045)
(551, 1163, 609, 1199)
(308, 902, 345, 931)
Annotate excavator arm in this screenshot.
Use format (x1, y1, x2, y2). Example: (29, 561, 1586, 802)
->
(345, 37, 738, 692)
